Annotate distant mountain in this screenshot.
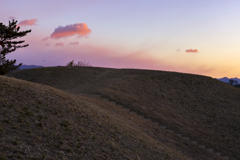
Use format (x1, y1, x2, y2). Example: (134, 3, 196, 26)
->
(19, 65, 44, 70)
(217, 77, 240, 84)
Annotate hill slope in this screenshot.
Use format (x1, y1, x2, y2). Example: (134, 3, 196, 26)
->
(6, 66, 240, 159)
(0, 75, 189, 160)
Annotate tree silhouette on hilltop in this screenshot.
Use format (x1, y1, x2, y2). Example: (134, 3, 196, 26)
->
(0, 19, 31, 75)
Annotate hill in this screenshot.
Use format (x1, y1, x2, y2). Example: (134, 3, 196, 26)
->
(0, 75, 187, 160)
(4, 66, 240, 159)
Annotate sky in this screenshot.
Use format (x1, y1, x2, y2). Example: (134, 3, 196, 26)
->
(1, 0, 240, 78)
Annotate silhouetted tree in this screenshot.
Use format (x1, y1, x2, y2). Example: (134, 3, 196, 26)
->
(0, 19, 31, 75)
(66, 60, 77, 66)
(229, 79, 234, 85)
(77, 60, 91, 67)
(66, 60, 91, 67)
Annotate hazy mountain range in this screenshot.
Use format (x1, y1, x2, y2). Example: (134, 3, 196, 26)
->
(19, 65, 44, 70)
(217, 77, 240, 84)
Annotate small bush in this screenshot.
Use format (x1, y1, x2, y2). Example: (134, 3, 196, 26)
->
(77, 61, 91, 67)
(66, 60, 91, 67)
(66, 60, 77, 67)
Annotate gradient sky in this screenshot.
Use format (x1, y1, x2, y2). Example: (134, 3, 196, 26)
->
(1, 0, 240, 78)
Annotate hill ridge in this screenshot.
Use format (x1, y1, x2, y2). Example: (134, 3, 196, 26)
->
(4, 66, 240, 159)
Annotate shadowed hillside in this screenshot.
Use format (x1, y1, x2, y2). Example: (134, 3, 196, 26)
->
(5, 66, 240, 159)
(0, 75, 189, 160)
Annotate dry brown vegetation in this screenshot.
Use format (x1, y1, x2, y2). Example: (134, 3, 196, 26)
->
(1, 66, 240, 159)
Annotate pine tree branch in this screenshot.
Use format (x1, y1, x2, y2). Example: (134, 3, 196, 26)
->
(0, 19, 31, 74)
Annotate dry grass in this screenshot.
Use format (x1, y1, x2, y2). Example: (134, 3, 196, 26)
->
(4, 66, 240, 159)
(0, 75, 188, 160)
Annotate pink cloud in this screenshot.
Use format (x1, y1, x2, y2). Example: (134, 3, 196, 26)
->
(69, 42, 79, 46)
(50, 23, 91, 39)
(17, 19, 38, 27)
(45, 43, 50, 46)
(9, 16, 16, 20)
(42, 37, 49, 42)
(185, 49, 198, 53)
(55, 42, 64, 47)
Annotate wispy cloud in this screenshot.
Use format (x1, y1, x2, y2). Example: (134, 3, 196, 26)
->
(9, 16, 16, 20)
(45, 43, 50, 46)
(69, 42, 79, 46)
(41, 37, 49, 42)
(17, 19, 38, 27)
(55, 42, 64, 47)
(50, 23, 91, 39)
(185, 49, 198, 53)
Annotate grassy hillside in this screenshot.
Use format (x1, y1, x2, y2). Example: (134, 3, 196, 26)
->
(0, 75, 188, 160)
(5, 66, 240, 159)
